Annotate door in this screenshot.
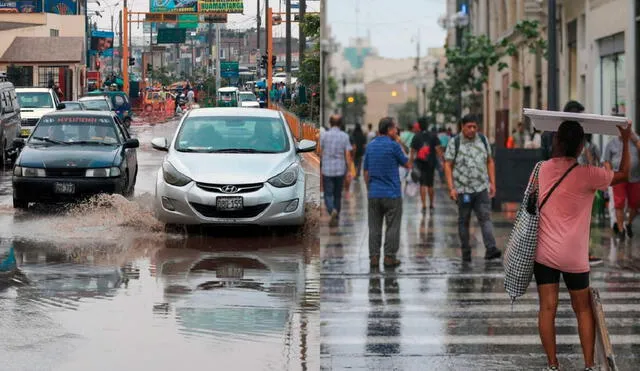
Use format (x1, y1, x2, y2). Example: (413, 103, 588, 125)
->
(115, 117, 136, 182)
(494, 109, 509, 148)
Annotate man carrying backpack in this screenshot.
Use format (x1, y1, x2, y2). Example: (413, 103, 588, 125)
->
(410, 117, 442, 212)
(444, 114, 502, 262)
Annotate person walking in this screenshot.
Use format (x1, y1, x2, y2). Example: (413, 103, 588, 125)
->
(319, 115, 353, 227)
(363, 117, 411, 268)
(535, 120, 630, 371)
(410, 117, 442, 212)
(602, 128, 640, 240)
(351, 124, 367, 178)
(444, 114, 501, 262)
(366, 123, 377, 143)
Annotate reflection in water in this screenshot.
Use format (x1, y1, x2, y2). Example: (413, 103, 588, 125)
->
(0, 235, 319, 370)
(366, 269, 401, 356)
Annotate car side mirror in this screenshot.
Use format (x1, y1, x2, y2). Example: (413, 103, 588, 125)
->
(124, 138, 139, 149)
(56, 103, 66, 110)
(296, 139, 316, 153)
(151, 137, 169, 152)
(13, 138, 25, 148)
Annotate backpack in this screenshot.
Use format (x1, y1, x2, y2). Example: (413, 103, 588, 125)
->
(416, 131, 434, 162)
(452, 133, 490, 166)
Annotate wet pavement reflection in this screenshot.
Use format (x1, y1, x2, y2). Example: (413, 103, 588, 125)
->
(321, 180, 640, 370)
(0, 119, 320, 371)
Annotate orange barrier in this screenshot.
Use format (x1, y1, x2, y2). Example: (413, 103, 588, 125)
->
(269, 104, 320, 154)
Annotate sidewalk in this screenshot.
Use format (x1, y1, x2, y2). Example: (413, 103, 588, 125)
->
(320, 179, 640, 370)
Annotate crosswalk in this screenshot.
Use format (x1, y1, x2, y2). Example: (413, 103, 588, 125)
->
(320, 181, 640, 370)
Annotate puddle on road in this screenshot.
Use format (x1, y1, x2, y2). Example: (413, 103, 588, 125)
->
(0, 232, 320, 370)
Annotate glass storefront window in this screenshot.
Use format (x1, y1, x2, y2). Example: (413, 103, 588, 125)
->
(600, 54, 626, 116)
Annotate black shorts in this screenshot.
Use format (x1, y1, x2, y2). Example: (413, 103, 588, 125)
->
(533, 261, 589, 291)
(418, 163, 435, 187)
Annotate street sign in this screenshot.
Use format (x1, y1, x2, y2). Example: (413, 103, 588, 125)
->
(220, 61, 239, 78)
(157, 28, 187, 44)
(178, 14, 198, 29)
(198, 0, 243, 14)
(203, 14, 228, 23)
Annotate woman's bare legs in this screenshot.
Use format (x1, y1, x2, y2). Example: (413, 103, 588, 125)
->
(569, 287, 595, 368)
(537, 283, 560, 367)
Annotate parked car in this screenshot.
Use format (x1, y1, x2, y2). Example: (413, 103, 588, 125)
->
(0, 81, 22, 164)
(11, 111, 139, 209)
(239, 91, 260, 108)
(85, 90, 133, 128)
(151, 108, 316, 227)
(78, 96, 114, 112)
(60, 101, 86, 111)
(15, 87, 65, 138)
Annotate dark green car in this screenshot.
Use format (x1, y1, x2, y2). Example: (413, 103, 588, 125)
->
(86, 91, 133, 128)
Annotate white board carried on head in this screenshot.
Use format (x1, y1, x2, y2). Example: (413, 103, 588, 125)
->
(523, 108, 628, 136)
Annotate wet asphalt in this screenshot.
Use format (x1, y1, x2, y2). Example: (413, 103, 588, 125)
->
(0, 117, 320, 371)
(321, 179, 640, 370)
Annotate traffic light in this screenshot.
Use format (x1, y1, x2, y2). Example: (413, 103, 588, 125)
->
(147, 63, 152, 73)
(128, 57, 135, 66)
(260, 55, 267, 69)
(271, 56, 277, 67)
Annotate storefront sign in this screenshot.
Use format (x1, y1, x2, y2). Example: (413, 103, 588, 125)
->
(150, 0, 197, 13)
(43, 0, 77, 15)
(0, 0, 41, 13)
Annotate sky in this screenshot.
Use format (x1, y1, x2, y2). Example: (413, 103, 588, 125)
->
(327, 0, 447, 58)
(91, 0, 320, 40)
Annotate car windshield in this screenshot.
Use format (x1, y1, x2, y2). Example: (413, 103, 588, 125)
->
(175, 116, 289, 153)
(239, 93, 257, 101)
(80, 99, 110, 111)
(218, 91, 236, 100)
(29, 115, 120, 145)
(17, 92, 53, 109)
(62, 102, 83, 111)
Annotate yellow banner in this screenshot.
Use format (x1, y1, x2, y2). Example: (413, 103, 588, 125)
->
(198, 0, 244, 14)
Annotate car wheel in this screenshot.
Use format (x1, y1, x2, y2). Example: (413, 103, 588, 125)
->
(13, 198, 28, 210)
(122, 171, 134, 198)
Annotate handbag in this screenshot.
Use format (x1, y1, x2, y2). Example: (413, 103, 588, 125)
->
(503, 161, 578, 302)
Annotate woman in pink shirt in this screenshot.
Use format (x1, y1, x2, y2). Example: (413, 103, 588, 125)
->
(536, 121, 630, 371)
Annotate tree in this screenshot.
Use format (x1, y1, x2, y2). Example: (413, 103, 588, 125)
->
(396, 100, 419, 129)
(430, 20, 547, 121)
(297, 14, 321, 123)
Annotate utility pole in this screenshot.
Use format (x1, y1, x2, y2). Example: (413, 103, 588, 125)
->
(415, 30, 420, 118)
(285, 0, 291, 94)
(299, 0, 306, 64)
(547, 0, 558, 111)
(267, 7, 273, 106)
(119, 10, 123, 73)
(111, 14, 115, 73)
(256, 0, 261, 79)
(208, 20, 214, 75)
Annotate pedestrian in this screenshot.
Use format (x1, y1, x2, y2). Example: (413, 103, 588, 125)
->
(400, 122, 419, 153)
(319, 115, 353, 227)
(351, 123, 367, 178)
(602, 127, 640, 240)
(525, 128, 542, 149)
(534, 120, 630, 371)
(513, 122, 527, 148)
(444, 114, 501, 262)
(541, 100, 585, 160)
(410, 117, 442, 212)
(363, 117, 411, 268)
(366, 123, 376, 143)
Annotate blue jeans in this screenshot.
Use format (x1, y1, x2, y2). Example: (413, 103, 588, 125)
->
(323, 175, 345, 214)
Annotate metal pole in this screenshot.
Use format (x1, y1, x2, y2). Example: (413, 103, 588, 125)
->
(111, 14, 114, 73)
(285, 0, 291, 95)
(267, 7, 273, 106)
(85, 3, 90, 69)
(208, 21, 213, 75)
(547, 0, 558, 110)
(216, 24, 221, 95)
(265, 0, 269, 72)
(122, 0, 129, 96)
(299, 0, 306, 64)
(119, 10, 123, 74)
(257, 0, 261, 52)
(415, 29, 420, 118)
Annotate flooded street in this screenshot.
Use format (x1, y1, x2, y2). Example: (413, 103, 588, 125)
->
(0, 119, 320, 371)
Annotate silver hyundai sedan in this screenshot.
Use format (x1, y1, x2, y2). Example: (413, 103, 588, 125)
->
(151, 108, 316, 227)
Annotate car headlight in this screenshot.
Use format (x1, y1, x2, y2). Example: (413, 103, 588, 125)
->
(162, 161, 191, 186)
(85, 167, 121, 177)
(268, 163, 299, 188)
(13, 166, 45, 177)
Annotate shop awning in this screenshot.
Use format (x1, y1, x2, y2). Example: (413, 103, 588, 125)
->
(0, 37, 84, 64)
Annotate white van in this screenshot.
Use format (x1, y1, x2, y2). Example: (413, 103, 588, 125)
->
(15, 87, 65, 137)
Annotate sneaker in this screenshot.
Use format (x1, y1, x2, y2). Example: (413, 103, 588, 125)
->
(626, 223, 633, 238)
(383, 256, 401, 267)
(588, 255, 603, 266)
(542, 366, 559, 371)
(370, 255, 380, 268)
(485, 248, 502, 260)
(329, 210, 338, 227)
(617, 231, 626, 241)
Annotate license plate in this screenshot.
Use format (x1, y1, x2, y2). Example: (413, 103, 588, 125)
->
(216, 266, 244, 279)
(20, 128, 31, 137)
(216, 196, 243, 210)
(54, 182, 75, 194)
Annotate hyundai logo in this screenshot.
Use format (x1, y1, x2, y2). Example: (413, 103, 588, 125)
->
(221, 185, 239, 194)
